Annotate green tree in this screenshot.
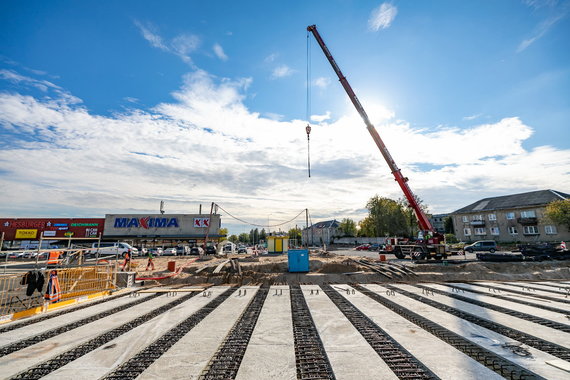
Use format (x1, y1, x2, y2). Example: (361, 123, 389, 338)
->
(238, 233, 249, 243)
(338, 218, 357, 237)
(367, 196, 408, 237)
(259, 228, 267, 242)
(219, 228, 228, 238)
(228, 234, 239, 243)
(545, 199, 570, 231)
(444, 217, 454, 234)
(357, 216, 375, 237)
(288, 227, 302, 244)
(397, 196, 430, 238)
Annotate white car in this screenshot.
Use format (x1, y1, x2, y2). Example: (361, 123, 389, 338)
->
(90, 242, 138, 257)
(163, 248, 177, 256)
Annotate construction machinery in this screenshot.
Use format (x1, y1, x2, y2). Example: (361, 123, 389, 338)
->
(307, 24, 447, 260)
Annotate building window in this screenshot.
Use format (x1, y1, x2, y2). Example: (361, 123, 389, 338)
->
(472, 215, 483, 221)
(508, 226, 518, 235)
(545, 225, 557, 235)
(521, 210, 536, 218)
(490, 227, 500, 235)
(523, 226, 539, 235)
(462, 216, 468, 223)
(488, 214, 496, 221)
(506, 212, 515, 220)
(463, 228, 471, 236)
(474, 228, 486, 235)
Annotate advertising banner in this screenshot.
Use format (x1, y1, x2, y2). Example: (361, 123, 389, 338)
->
(103, 214, 221, 238)
(0, 218, 105, 240)
(15, 229, 37, 239)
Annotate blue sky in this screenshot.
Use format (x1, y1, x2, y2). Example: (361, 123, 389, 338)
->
(1, 0, 569, 235)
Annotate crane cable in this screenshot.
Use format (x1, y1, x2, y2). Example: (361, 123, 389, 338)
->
(306, 31, 312, 178)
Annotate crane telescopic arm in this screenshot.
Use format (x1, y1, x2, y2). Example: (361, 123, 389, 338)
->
(307, 24, 434, 233)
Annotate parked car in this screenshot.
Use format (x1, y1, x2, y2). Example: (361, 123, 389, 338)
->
(89, 242, 138, 257)
(237, 245, 247, 254)
(190, 246, 202, 255)
(355, 244, 371, 251)
(465, 240, 497, 253)
(368, 244, 382, 251)
(176, 246, 187, 256)
(204, 246, 217, 255)
(163, 248, 177, 256)
(148, 247, 163, 256)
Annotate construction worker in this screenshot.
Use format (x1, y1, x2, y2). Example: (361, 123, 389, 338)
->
(47, 250, 61, 268)
(145, 249, 155, 271)
(121, 250, 132, 272)
(44, 270, 61, 303)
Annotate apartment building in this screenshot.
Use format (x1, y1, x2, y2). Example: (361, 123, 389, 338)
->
(451, 189, 569, 243)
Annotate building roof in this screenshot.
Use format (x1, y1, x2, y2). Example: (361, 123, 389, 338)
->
(308, 220, 340, 229)
(452, 189, 569, 214)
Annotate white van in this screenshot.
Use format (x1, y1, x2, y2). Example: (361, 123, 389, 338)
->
(90, 242, 138, 257)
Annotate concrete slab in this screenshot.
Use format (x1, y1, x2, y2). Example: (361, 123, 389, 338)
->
(391, 284, 570, 349)
(235, 285, 296, 380)
(138, 286, 259, 380)
(367, 284, 570, 380)
(449, 282, 570, 311)
(525, 282, 570, 293)
(477, 281, 570, 301)
(301, 284, 399, 380)
(421, 283, 570, 326)
(334, 285, 502, 380)
(0, 293, 154, 346)
(42, 288, 229, 379)
(0, 293, 184, 378)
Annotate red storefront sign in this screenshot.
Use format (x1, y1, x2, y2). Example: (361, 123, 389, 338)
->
(0, 218, 105, 240)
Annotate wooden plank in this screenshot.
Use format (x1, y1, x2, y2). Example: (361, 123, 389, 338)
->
(195, 261, 220, 274)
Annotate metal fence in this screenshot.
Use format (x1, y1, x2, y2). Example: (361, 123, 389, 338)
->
(0, 265, 116, 320)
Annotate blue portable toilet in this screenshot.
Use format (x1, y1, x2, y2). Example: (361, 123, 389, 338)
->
(288, 249, 309, 272)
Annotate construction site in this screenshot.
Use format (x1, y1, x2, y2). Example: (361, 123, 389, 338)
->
(1, 21, 570, 380)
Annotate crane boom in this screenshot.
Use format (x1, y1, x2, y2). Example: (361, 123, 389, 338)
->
(307, 24, 434, 233)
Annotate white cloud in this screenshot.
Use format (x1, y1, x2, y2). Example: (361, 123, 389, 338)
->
(517, 2, 568, 52)
(310, 111, 331, 123)
(463, 113, 481, 121)
(134, 20, 200, 65)
(213, 43, 228, 61)
(264, 53, 278, 63)
(0, 69, 569, 228)
(368, 3, 398, 32)
(271, 65, 295, 79)
(313, 77, 331, 89)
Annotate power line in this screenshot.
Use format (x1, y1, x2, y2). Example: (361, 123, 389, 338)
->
(215, 203, 306, 229)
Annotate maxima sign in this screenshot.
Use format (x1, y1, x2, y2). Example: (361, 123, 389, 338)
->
(104, 214, 221, 238)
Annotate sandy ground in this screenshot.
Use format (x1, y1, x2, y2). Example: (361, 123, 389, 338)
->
(130, 249, 570, 286)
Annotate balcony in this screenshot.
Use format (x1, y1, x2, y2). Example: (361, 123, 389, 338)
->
(470, 220, 485, 226)
(518, 217, 538, 225)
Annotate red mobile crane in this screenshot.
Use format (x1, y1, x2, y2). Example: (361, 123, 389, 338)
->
(307, 24, 447, 260)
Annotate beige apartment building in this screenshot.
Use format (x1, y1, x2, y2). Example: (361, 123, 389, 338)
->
(451, 189, 569, 244)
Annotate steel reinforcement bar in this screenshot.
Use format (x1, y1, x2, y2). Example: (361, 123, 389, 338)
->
(0, 288, 139, 334)
(199, 286, 269, 379)
(0, 293, 162, 357)
(321, 284, 438, 379)
(352, 284, 543, 380)
(385, 285, 570, 362)
(413, 284, 570, 333)
(444, 284, 569, 315)
(10, 292, 199, 380)
(290, 284, 336, 380)
(527, 282, 570, 291)
(468, 283, 570, 305)
(103, 286, 238, 379)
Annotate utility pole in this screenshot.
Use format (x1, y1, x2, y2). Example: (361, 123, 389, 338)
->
(305, 209, 309, 247)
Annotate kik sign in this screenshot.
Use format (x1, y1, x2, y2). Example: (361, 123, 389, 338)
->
(114, 217, 179, 229)
(193, 218, 210, 228)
